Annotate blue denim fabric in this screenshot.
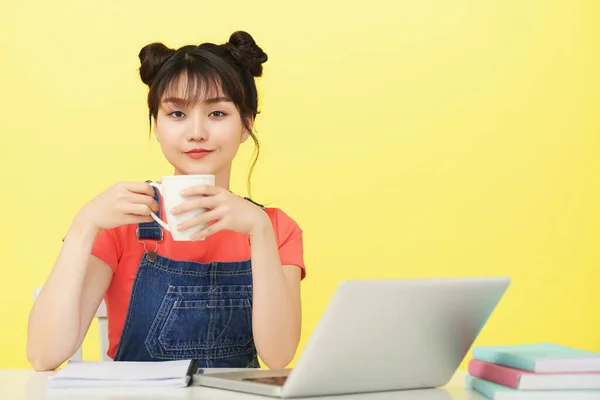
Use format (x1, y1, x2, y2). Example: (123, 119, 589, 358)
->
(113, 185, 259, 368)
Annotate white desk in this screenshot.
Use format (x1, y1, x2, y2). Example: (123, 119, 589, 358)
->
(0, 369, 486, 400)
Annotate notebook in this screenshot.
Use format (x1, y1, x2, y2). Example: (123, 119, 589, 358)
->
(47, 359, 198, 389)
(465, 375, 600, 400)
(468, 359, 600, 390)
(472, 343, 600, 373)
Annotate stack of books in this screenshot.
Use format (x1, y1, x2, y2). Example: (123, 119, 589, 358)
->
(465, 343, 600, 399)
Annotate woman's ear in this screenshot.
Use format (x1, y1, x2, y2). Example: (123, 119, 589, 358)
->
(241, 117, 254, 143)
(241, 130, 250, 143)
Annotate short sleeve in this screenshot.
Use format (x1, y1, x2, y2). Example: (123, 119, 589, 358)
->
(91, 228, 120, 273)
(62, 228, 120, 273)
(269, 208, 306, 280)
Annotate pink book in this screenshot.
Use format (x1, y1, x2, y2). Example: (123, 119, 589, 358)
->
(468, 359, 600, 390)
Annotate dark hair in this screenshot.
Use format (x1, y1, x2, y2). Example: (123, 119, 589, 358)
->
(138, 31, 268, 197)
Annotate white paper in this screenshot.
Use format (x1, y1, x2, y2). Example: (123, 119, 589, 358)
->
(47, 360, 192, 389)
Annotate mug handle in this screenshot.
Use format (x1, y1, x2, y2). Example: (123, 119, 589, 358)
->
(148, 182, 170, 232)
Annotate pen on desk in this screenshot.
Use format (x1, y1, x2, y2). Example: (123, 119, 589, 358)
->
(185, 359, 200, 387)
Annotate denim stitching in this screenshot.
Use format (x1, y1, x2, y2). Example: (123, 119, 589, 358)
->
(150, 264, 252, 277)
(157, 299, 252, 351)
(145, 286, 176, 357)
(147, 255, 252, 277)
(166, 286, 252, 295)
(157, 297, 194, 351)
(208, 262, 217, 359)
(118, 253, 256, 363)
(114, 259, 148, 360)
(144, 346, 255, 360)
(153, 342, 255, 354)
(208, 301, 235, 345)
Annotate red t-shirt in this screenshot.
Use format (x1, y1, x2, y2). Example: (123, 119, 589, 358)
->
(88, 207, 305, 359)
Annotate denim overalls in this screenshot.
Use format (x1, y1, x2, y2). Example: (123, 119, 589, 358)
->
(113, 186, 260, 368)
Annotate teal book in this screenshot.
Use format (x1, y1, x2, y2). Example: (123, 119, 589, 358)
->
(465, 375, 600, 399)
(472, 343, 600, 373)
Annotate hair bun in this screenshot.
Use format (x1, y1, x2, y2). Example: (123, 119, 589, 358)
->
(139, 43, 176, 86)
(226, 31, 268, 77)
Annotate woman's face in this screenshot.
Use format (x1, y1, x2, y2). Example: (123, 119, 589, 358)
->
(154, 78, 250, 179)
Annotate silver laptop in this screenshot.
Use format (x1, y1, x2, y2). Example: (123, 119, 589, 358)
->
(196, 277, 510, 398)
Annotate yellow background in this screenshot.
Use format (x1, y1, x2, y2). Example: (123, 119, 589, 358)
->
(0, 0, 598, 369)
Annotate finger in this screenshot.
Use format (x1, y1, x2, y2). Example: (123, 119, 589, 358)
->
(177, 208, 223, 232)
(172, 195, 220, 215)
(180, 185, 221, 197)
(127, 193, 160, 213)
(124, 182, 156, 197)
(190, 219, 227, 241)
(123, 215, 154, 225)
(122, 203, 155, 217)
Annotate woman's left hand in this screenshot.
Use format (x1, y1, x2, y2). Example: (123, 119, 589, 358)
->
(171, 185, 269, 240)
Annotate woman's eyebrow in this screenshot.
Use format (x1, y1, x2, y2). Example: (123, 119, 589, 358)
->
(161, 96, 232, 106)
(161, 97, 187, 106)
(204, 96, 232, 104)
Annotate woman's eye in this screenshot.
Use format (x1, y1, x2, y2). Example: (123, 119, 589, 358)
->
(210, 111, 226, 117)
(170, 111, 185, 118)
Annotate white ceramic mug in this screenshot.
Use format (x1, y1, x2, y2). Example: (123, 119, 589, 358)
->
(149, 174, 215, 241)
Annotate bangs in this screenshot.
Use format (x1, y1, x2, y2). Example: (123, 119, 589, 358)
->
(159, 71, 236, 108)
(148, 50, 246, 116)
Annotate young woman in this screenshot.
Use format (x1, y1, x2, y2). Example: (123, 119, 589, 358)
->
(27, 31, 305, 371)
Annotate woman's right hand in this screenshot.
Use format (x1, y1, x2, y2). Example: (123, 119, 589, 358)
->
(75, 182, 159, 231)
